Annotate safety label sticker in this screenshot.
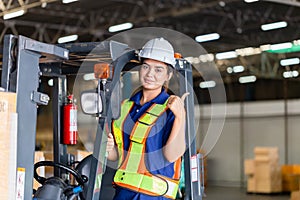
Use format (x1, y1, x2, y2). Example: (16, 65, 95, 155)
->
(16, 167, 25, 200)
(191, 155, 198, 182)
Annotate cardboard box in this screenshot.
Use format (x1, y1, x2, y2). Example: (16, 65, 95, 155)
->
(254, 147, 278, 156)
(255, 163, 282, 193)
(255, 180, 282, 193)
(245, 146, 282, 194)
(293, 165, 300, 175)
(76, 150, 92, 161)
(33, 151, 45, 190)
(245, 159, 255, 175)
(247, 176, 255, 193)
(0, 92, 17, 200)
(255, 155, 279, 163)
(0, 91, 17, 113)
(254, 147, 279, 163)
(282, 174, 300, 192)
(291, 191, 300, 200)
(254, 160, 277, 179)
(282, 165, 294, 175)
(282, 165, 300, 192)
(43, 151, 54, 176)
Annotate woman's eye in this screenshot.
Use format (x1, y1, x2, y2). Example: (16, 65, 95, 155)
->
(142, 65, 149, 69)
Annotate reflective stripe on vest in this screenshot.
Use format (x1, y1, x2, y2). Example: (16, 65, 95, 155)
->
(112, 99, 180, 199)
(112, 99, 134, 167)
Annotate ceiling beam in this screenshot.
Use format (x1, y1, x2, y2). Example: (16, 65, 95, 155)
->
(18, 0, 25, 6)
(263, 0, 300, 7)
(0, 0, 59, 16)
(6, 0, 13, 10)
(0, 0, 6, 11)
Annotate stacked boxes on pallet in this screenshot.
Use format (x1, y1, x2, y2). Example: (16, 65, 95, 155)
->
(290, 170, 300, 200)
(244, 147, 282, 193)
(244, 159, 255, 192)
(0, 92, 18, 199)
(282, 165, 300, 192)
(33, 151, 45, 190)
(291, 190, 300, 200)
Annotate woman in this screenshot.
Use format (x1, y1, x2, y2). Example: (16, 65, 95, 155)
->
(106, 38, 187, 200)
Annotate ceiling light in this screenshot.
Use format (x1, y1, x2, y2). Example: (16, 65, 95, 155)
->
(244, 0, 259, 3)
(219, 1, 226, 7)
(192, 57, 200, 64)
(270, 42, 292, 51)
(233, 65, 245, 73)
(199, 81, 216, 88)
(62, 0, 78, 4)
(41, 2, 47, 8)
(260, 44, 271, 51)
(215, 51, 237, 60)
(283, 71, 299, 78)
(227, 67, 233, 74)
(108, 22, 133, 33)
(268, 44, 300, 54)
(199, 54, 214, 62)
(261, 21, 288, 31)
(280, 58, 300, 66)
(235, 47, 261, 56)
(57, 34, 78, 43)
(48, 79, 53, 87)
(227, 65, 245, 73)
(239, 75, 256, 83)
(3, 9, 26, 20)
(294, 39, 300, 46)
(195, 33, 220, 43)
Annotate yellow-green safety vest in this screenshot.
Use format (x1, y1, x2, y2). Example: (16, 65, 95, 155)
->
(112, 99, 181, 199)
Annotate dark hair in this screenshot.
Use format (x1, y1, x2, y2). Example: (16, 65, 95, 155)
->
(166, 64, 174, 75)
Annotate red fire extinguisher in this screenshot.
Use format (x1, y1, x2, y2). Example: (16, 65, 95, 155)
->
(63, 94, 78, 145)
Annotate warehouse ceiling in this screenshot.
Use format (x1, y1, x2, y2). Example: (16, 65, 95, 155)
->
(1, 0, 300, 52)
(1, 0, 300, 102)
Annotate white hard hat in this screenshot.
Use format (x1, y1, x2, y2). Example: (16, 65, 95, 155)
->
(138, 37, 176, 67)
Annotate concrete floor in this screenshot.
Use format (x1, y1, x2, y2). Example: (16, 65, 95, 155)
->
(204, 186, 290, 200)
(100, 164, 290, 200)
(100, 184, 291, 200)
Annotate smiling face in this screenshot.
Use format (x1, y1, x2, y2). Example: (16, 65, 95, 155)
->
(139, 59, 172, 92)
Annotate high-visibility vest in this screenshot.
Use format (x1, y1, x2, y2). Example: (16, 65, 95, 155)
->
(112, 99, 181, 199)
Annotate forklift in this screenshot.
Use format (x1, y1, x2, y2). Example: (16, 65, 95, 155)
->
(1, 34, 205, 200)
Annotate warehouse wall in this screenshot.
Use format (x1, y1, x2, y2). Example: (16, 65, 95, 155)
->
(196, 99, 300, 187)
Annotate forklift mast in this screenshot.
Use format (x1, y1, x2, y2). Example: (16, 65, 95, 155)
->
(1, 34, 204, 200)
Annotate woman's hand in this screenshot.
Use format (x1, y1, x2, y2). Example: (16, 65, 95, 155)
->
(164, 93, 189, 162)
(106, 133, 118, 161)
(106, 133, 115, 154)
(167, 93, 189, 118)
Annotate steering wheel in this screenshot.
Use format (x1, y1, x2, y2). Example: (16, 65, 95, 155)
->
(34, 161, 88, 186)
